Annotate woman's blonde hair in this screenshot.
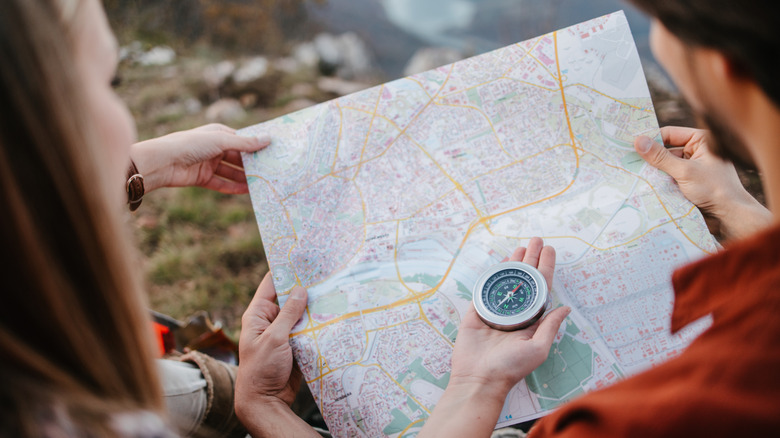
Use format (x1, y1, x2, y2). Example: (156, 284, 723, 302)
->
(0, 0, 164, 434)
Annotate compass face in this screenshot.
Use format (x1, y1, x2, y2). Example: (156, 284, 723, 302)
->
(472, 261, 549, 331)
(482, 269, 538, 316)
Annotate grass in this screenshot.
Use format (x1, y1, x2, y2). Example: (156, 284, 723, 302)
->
(134, 187, 267, 339)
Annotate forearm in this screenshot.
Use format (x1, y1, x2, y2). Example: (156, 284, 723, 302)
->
(419, 381, 509, 438)
(236, 397, 320, 438)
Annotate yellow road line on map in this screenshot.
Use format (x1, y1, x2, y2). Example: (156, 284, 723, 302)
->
(578, 148, 714, 254)
(331, 101, 345, 170)
(398, 418, 426, 436)
(554, 31, 580, 168)
(309, 318, 420, 384)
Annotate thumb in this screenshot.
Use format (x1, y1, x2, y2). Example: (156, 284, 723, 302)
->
(215, 132, 272, 154)
(532, 306, 571, 347)
(268, 286, 308, 335)
(634, 135, 685, 177)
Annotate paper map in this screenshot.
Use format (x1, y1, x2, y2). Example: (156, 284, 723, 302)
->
(240, 11, 717, 437)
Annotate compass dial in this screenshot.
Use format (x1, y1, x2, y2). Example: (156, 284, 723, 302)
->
(482, 269, 537, 316)
(472, 261, 549, 331)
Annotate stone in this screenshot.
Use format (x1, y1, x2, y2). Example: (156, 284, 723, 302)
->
(233, 57, 269, 84)
(403, 47, 463, 76)
(205, 98, 246, 123)
(312, 32, 375, 79)
(137, 45, 176, 66)
(203, 60, 236, 89)
(292, 42, 319, 68)
(274, 57, 302, 74)
(119, 41, 143, 63)
(183, 98, 202, 115)
(290, 82, 317, 99)
(282, 98, 317, 113)
(314, 33, 343, 71)
(317, 77, 370, 96)
(337, 32, 374, 79)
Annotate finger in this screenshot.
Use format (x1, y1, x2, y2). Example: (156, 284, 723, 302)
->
(509, 246, 526, 262)
(522, 237, 544, 267)
(222, 150, 246, 169)
(538, 245, 556, 288)
(531, 306, 571, 347)
(198, 123, 235, 134)
(256, 271, 278, 302)
(667, 147, 685, 158)
(267, 286, 309, 335)
(215, 161, 247, 183)
(240, 273, 280, 343)
(660, 126, 703, 147)
(202, 176, 249, 194)
(634, 136, 686, 177)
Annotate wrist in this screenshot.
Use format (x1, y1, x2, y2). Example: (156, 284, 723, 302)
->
(446, 375, 515, 401)
(129, 140, 168, 193)
(712, 187, 771, 241)
(236, 394, 316, 438)
(418, 377, 511, 438)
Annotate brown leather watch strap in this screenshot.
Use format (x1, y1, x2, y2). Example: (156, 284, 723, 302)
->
(126, 160, 144, 211)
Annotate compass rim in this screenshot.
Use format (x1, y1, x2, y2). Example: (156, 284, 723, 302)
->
(472, 261, 549, 330)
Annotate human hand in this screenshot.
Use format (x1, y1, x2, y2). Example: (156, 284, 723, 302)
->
(235, 273, 306, 408)
(449, 237, 570, 395)
(635, 126, 770, 241)
(234, 274, 319, 437)
(420, 238, 569, 438)
(130, 123, 270, 194)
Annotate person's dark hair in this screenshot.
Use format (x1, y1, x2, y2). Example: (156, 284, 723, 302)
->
(628, 0, 780, 109)
(0, 0, 163, 435)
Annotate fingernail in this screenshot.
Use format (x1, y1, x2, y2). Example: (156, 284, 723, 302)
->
(636, 136, 653, 153)
(564, 306, 572, 316)
(255, 134, 272, 146)
(289, 286, 306, 301)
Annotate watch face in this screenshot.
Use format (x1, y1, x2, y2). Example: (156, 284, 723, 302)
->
(472, 261, 548, 331)
(482, 268, 537, 316)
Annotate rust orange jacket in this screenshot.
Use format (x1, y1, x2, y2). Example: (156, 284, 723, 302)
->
(530, 225, 780, 437)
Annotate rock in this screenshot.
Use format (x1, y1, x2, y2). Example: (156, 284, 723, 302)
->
(314, 33, 343, 72)
(205, 98, 246, 123)
(239, 93, 258, 108)
(338, 32, 374, 79)
(290, 82, 317, 99)
(317, 77, 370, 96)
(203, 60, 236, 89)
(183, 98, 202, 115)
(292, 42, 319, 69)
(275, 57, 303, 74)
(312, 32, 376, 79)
(119, 41, 143, 63)
(403, 47, 464, 76)
(282, 98, 317, 113)
(137, 45, 176, 66)
(233, 57, 269, 84)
